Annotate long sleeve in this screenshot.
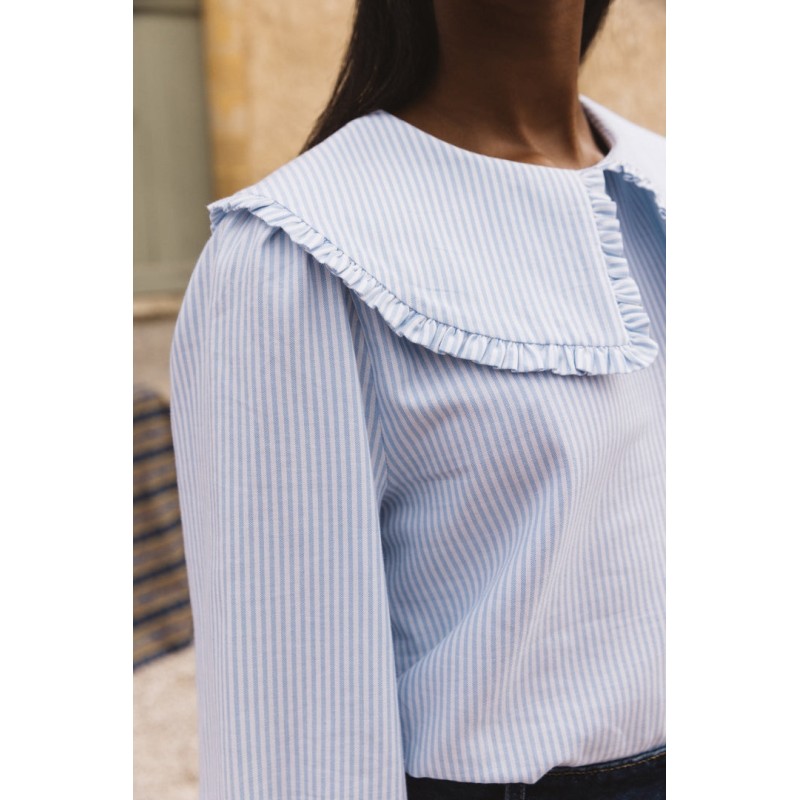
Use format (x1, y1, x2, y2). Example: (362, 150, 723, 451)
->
(169, 209, 408, 800)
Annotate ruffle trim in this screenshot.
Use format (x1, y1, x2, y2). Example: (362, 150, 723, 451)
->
(611, 161, 667, 223)
(578, 166, 660, 373)
(208, 190, 659, 376)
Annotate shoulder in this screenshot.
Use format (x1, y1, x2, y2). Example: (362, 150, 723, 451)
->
(582, 94, 665, 154)
(617, 111, 665, 182)
(581, 95, 665, 201)
(197, 99, 664, 377)
(206, 109, 430, 247)
(178, 205, 353, 349)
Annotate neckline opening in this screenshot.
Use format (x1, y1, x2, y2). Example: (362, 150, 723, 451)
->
(373, 95, 619, 174)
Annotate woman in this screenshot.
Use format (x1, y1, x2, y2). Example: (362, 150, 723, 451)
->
(170, 1, 666, 798)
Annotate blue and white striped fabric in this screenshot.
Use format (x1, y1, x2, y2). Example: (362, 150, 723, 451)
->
(170, 94, 666, 800)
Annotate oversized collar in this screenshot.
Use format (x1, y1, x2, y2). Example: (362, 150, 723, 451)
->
(208, 95, 665, 376)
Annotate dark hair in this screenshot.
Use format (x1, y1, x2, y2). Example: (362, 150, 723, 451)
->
(301, 0, 615, 153)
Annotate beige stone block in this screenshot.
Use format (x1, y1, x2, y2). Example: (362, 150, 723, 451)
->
(580, 0, 666, 135)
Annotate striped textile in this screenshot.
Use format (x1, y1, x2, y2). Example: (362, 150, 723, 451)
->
(169, 94, 666, 799)
(133, 386, 192, 669)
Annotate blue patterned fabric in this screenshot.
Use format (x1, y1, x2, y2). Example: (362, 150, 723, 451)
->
(170, 94, 666, 800)
(133, 385, 192, 669)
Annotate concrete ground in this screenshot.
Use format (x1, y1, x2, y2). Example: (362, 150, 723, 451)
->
(135, 305, 196, 799)
(134, 645, 199, 800)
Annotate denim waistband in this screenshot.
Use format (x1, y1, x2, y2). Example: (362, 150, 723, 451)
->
(539, 743, 666, 776)
(405, 744, 666, 800)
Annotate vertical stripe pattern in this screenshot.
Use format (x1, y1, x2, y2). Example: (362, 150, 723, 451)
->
(170, 97, 666, 799)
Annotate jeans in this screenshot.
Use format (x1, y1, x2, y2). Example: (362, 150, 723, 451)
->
(405, 744, 666, 800)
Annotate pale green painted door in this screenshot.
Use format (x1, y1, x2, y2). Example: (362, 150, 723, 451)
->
(134, 0, 214, 295)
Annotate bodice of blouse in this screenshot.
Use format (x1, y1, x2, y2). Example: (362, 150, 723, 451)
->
(350, 164, 665, 776)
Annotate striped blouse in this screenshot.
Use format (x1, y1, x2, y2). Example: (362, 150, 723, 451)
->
(170, 93, 666, 800)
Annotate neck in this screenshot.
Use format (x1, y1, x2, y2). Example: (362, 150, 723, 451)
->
(394, 0, 606, 169)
